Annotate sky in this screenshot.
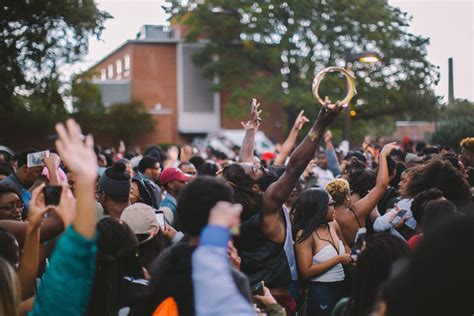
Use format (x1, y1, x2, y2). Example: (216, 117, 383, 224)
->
(70, 0, 474, 102)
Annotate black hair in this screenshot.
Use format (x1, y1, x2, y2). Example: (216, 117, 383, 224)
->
(16, 148, 38, 168)
(176, 176, 234, 237)
(0, 184, 21, 199)
(421, 199, 457, 235)
(131, 178, 153, 206)
(380, 216, 474, 316)
(197, 161, 219, 176)
(189, 156, 205, 170)
(415, 142, 426, 155)
(348, 169, 376, 198)
(388, 162, 407, 188)
(138, 156, 159, 174)
(222, 164, 276, 221)
(292, 188, 330, 243)
(0, 163, 13, 177)
(442, 155, 461, 170)
(0, 228, 19, 267)
(411, 188, 444, 224)
(87, 217, 144, 316)
(344, 151, 366, 163)
(389, 148, 405, 161)
(404, 158, 471, 208)
(346, 233, 410, 316)
(143, 146, 164, 164)
(422, 146, 440, 156)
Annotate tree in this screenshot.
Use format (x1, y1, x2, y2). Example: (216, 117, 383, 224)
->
(165, 0, 440, 137)
(70, 79, 155, 145)
(0, 0, 110, 109)
(432, 100, 474, 149)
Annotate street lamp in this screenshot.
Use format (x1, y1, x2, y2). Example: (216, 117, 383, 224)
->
(343, 51, 382, 146)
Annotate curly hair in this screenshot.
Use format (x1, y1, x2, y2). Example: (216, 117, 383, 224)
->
(411, 188, 444, 224)
(460, 137, 474, 153)
(325, 178, 350, 207)
(403, 158, 470, 207)
(348, 168, 376, 198)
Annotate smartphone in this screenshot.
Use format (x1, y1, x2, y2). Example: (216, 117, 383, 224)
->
(251, 281, 265, 296)
(155, 211, 165, 229)
(351, 227, 367, 259)
(27, 150, 50, 168)
(43, 186, 61, 206)
(392, 209, 408, 226)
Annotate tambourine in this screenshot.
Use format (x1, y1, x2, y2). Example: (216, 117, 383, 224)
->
(312, 67, 357, 108)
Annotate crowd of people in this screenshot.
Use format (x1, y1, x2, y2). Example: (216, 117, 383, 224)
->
(0, 98, 473, 316)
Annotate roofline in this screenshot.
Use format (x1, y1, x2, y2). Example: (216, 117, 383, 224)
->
(87, 38, 180, 72)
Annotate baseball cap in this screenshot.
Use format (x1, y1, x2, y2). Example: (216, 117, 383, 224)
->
(261, 151, 276, 162)
(120, 203, 158, 243)
(160, 167, 191, 185)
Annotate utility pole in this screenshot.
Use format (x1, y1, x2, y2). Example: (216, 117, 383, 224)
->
(448, 57, 454, 104)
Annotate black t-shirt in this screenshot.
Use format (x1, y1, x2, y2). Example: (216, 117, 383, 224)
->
(142, 242, 251, 316)
(234, 210, 292, 289)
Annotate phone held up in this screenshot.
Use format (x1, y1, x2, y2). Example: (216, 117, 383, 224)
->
(350, 227, 367, 261)
(43, 185, 62, 206)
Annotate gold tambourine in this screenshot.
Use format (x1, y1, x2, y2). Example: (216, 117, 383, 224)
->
(312, 67, 357, 108)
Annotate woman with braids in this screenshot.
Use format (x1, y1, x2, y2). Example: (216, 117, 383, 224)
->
(86, 218, 147, 316)
(325, 143, 396, 247)
(292, 188, 351, 316)
(331, 234, 410, 316)
(222, 97, 344, 314)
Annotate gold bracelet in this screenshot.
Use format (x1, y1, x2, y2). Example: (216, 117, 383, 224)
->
(308, 129, 321, 142)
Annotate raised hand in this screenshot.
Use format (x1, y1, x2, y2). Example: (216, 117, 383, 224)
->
(380, 142, 398, 157)
(28, 184, 50, 229)
(315, 97, 344, 130)
(55, 119, 97, 181)
(241, 98, 262, 130)
(324, 130, 333, 144)
(208, 202, 242, 228)
(52, 185, 77, 229)
(293, 110, 310, 131)
(43, 153, 61, 172)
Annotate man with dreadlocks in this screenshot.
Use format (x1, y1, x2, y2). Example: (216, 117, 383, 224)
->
(222, 97, 343, 314)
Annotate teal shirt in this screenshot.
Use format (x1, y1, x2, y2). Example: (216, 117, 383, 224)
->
(29, 226, 97, 316)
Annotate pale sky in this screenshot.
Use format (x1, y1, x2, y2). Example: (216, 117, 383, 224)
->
(69, 0, 474, 102)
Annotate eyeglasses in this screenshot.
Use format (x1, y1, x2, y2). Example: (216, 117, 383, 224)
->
(0, 203, 24, 212)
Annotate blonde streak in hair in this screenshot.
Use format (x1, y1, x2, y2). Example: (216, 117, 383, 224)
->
(0, 261, 21, 316)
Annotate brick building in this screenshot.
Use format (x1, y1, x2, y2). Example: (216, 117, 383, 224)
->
(86, 25, 285, 146)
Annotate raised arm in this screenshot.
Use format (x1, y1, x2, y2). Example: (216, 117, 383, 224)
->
(273, 110, 309, 166)
(30, 119, 98, 316)
(0, 215, 63, 247)
(324, 130, 341, 176)
(17, 185, 49, 299)
(239, 98, 261, 163)
(352, 143, 397, 220)
(262, 99, 343, 216)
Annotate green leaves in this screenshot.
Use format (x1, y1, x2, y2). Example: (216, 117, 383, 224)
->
(166, 0, 440, 141)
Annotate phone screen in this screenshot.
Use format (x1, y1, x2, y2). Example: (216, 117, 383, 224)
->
(43, 186, 61, 206)
(156, 211, 165, 228)
(251, 281, 265, 296)
(351, 227, 367, 258)
(392, 209, 408, 226)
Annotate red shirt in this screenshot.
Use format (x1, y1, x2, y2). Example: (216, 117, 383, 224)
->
(408, 233, 423, 250)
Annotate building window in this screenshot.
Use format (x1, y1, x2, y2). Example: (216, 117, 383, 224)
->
(107, 64, 114, 79)
(101, 69, 106, 81)
(116, 60, 122, 75)
(124, 55, 130, 71)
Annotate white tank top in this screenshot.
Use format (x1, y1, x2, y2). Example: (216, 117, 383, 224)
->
(310, 240, 345, 282)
